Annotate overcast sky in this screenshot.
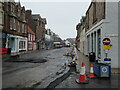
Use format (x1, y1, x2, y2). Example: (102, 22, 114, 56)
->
(20, 1, 91, 40)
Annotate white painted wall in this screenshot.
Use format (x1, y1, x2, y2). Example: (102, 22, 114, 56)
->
(80, 28, 86, 54)
(101, 2, 119, 68)
(86, 2, 119, 68)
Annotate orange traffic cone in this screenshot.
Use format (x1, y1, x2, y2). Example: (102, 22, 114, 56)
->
(89, 64, 95, 79)
(76, 62, 89, 84)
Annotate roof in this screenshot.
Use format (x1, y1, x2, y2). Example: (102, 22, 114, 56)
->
(28, 26, 35, 35)
(32, 14, 41, 19)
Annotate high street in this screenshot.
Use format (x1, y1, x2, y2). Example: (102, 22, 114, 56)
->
(2, 47, 120, 89)
(2, 47, 71, 88)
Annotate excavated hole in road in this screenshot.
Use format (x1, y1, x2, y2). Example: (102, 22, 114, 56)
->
(5, 57, 48, 63)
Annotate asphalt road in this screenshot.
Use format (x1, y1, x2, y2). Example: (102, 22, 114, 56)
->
(2, 47, 120, 89)
(2, 47, 72, 88)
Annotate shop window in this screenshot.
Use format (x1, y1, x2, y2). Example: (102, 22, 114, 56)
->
(28, 42, 32, 49)
(19, 41, 26, 50)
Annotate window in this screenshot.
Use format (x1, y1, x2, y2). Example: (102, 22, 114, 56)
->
(33, 35, 35, 41)
(13, 18, 16, 30)
(93, 2, 97, 23)
(0, 12, 2, 25)
(22, 24, 24, 33)
(18, 22, 20, 32)
(25, 24, 27, 34)
(28, 34, 30, 41)
(30, 34, 32, 41)
(28, 42, 32, 49)
(19, 41, 26, 50)
(10, 17, 13, 30)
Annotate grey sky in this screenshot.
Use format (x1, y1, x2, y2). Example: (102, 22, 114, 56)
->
(21, 2, 91, 40)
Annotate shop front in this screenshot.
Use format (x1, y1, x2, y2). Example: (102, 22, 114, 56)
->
(7, 34, 27, 54)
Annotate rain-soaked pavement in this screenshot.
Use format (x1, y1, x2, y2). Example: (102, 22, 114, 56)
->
(2, 47, 72, 88)
(55, 67, 120, 89)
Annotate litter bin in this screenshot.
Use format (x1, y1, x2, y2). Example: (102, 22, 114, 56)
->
(93, 63, 111, 77)
(89, 52, 96, 62)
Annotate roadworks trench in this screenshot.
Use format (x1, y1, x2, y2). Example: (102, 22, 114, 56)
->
(31, 66, 76, 88)
(5, 56, 48, 63)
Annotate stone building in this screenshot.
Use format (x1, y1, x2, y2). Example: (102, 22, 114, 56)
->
(0, 1, 4, 49)
(25, 10, 37, 51)
(28, 26, 36, 51)
(78, 16, 87, 55)
(0, 1, 4, 30)
(32, 14, 47, 49)
(3, 2, 27, 54)
(85, 0, 119, 68)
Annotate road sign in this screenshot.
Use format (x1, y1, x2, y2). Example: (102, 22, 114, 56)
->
(102, 67, 108, 73)
(103, 45, 110, 50)
(103, 38, 111, 45)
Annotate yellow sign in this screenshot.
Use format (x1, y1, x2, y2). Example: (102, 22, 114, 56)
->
(103, 45, 110, 50)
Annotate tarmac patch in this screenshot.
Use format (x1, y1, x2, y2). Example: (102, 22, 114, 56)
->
(5, 58, 48, 63)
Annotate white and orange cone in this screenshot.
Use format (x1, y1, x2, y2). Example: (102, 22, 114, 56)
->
(89, 64, 95, 79)
(76, 62, 89, 84)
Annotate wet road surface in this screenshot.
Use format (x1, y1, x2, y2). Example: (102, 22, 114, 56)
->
(2, 47, 72, 88)
(2, 47, 120, 89)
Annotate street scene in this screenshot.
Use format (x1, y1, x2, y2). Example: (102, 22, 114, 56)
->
(0, 0, 120, 90)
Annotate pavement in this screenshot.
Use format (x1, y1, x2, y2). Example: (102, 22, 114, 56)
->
(76, 49, 120, 74)
(76, 50, 90, 73)
(55, 67, 120, 89)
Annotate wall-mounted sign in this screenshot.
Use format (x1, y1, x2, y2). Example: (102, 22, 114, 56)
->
(6, 34, 10, 38)
(103, 45, 110, 50)
(103, 38, 111, 45)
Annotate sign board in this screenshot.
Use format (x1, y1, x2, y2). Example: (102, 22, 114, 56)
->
(103, 45, 110, 50)
(104, 49, 109, 53)
(102, 67, 108, 73)
(103, 38, 111, 45)
(6, 34, 10, 38)
(104, 58, 111, 61)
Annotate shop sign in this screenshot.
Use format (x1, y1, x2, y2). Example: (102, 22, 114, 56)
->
(6, 34, 10, 38)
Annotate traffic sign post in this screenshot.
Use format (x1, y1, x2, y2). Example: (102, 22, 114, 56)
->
(103, 38, 111, 45)
(103, 38, 111, 59)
